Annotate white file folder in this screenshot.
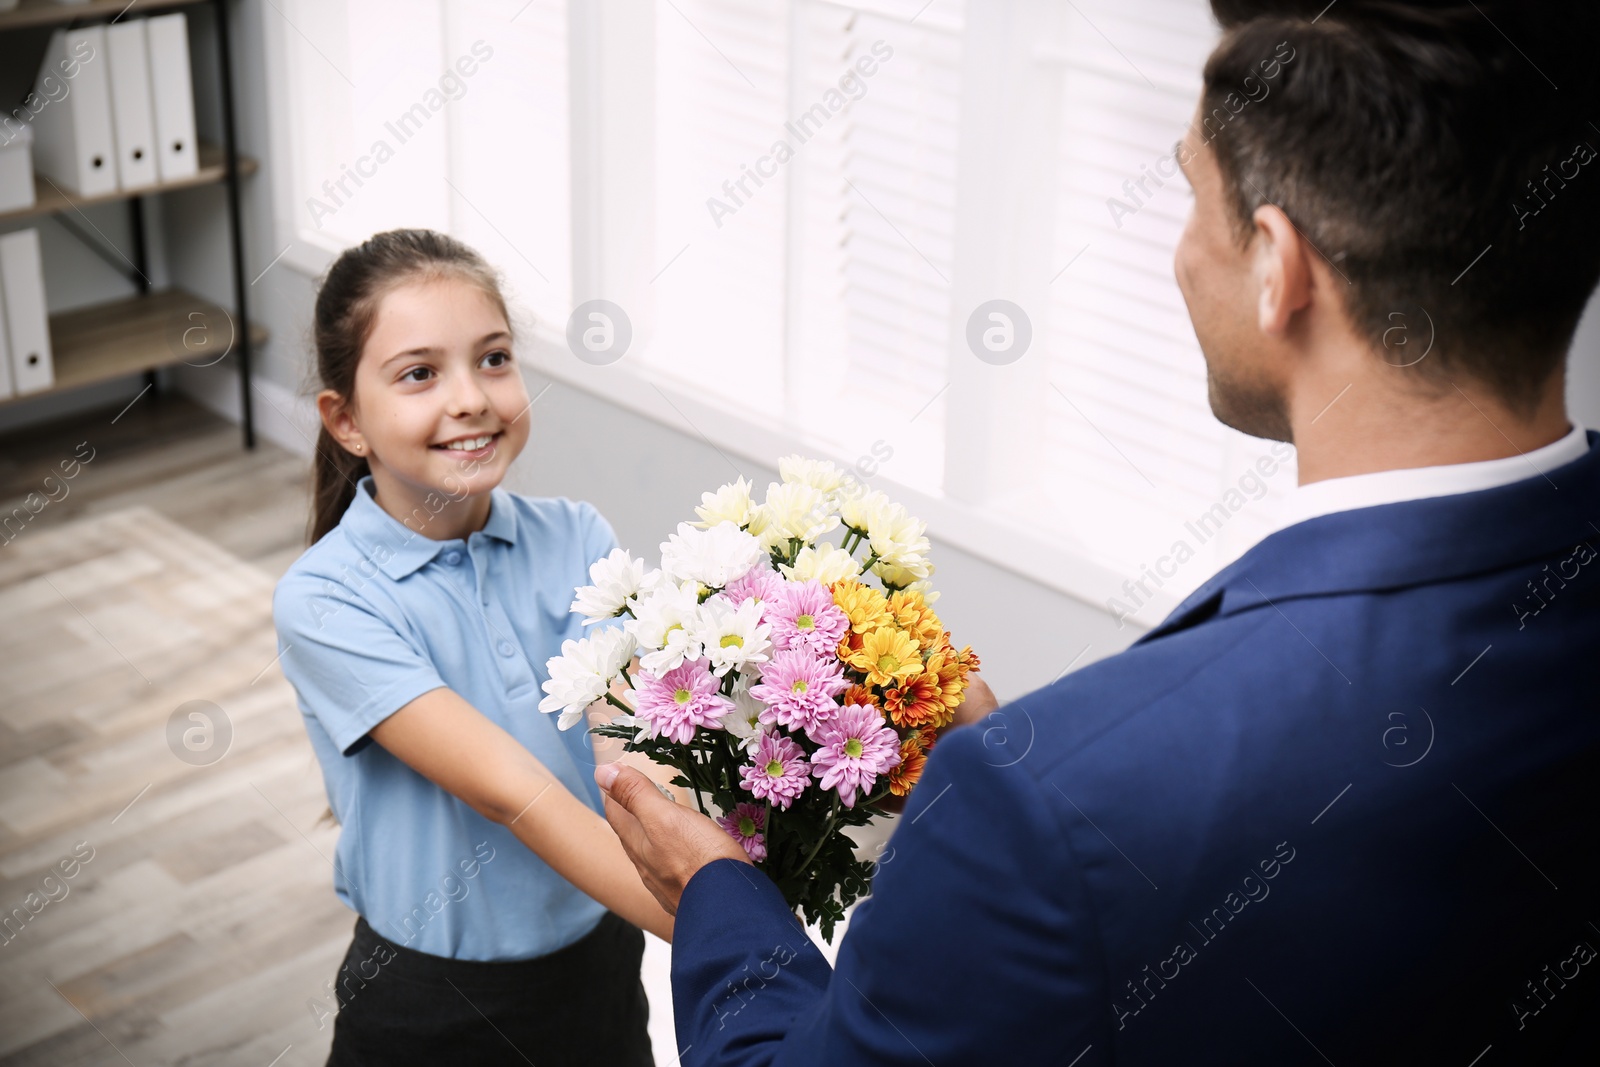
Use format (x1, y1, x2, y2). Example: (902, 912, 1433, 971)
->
(0, 229, 55, 395)
(146, 14, 198, 182)
(0, 280, 14, 401)
(30, 27, 117, 197)
(106, 20, 160, 191)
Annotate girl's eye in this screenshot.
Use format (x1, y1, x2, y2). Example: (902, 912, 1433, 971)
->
(402, 366, 433, 383)
(482, 349, 511, 368)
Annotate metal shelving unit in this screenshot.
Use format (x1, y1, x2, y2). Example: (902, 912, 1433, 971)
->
(0, 0, 263, 448)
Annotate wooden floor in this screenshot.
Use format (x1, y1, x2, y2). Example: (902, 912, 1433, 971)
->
(0, 392, 313, 580)
(0, 393, 346, 1066)
(0, 393, 693, 1066)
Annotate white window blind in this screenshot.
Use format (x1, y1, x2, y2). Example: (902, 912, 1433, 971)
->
(648, 0, 962, 497)
(1008, 0, 1297, 608)
(273, 0, 571, 328)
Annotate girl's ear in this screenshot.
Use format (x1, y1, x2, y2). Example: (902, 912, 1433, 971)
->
(317, 388, 366, 456)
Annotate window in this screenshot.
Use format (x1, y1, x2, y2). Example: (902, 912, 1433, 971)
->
(266, 0, 1297, 622)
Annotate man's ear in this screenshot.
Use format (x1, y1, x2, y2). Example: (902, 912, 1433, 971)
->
(317, 388, 365, 455)
(1251, 204, 1312, 337)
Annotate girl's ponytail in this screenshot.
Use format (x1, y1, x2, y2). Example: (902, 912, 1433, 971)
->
(305, 228, 511, 545)
(309, 426, 369, 544)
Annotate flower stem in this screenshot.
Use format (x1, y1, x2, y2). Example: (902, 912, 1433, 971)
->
(797, 796, 842, 873)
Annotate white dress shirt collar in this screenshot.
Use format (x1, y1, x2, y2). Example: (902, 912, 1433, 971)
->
(1273, 422, 1591, 533)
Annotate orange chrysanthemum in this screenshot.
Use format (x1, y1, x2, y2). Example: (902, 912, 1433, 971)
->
(882, 669, 948, 729)
(888, 733, 929, 796)
(954, 644, 981, 675)
(832, 580, 891, 635)
(842, 683, 881, 711)
(846, 626, 924, 689)
(886, 589, 945, 648)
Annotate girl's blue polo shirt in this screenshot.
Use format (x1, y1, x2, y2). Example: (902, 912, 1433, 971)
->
(271, 476, 623, 961)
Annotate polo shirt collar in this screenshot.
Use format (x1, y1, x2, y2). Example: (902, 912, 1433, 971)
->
(342, 476, 518, 580)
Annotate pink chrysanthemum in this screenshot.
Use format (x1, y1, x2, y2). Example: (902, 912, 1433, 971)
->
(740, 731, 811, 810)
(748, 648, 850, 735)
(765, 580, 850, 656)
(716, 802, 768, 862)
(810, 703, 902, 808)
(632, 661, 733, 744)
(723, 563, 784, 611)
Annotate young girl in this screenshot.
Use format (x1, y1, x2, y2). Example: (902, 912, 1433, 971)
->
(272, 229, 669, 1066)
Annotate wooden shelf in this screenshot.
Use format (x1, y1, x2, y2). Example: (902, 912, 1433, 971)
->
(0, 287, 268, 406)
(0, 142, 258, 224)
(0, 0, 208, 32)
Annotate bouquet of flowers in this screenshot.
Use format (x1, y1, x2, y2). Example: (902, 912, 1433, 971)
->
(538, 457, 979, 939)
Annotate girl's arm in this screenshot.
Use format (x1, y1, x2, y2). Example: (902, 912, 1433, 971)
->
(369, 687, 676, 942)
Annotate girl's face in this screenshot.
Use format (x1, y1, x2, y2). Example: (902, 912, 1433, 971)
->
(326, 275, 531, 531)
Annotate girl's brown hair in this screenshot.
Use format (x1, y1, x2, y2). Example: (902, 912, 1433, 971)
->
(308, 228, 512, 545)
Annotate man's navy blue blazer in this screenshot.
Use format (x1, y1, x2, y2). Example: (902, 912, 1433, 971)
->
(669, 431, 1600, 1065)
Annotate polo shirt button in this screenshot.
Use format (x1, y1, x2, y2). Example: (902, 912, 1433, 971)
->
(443, 550, 462, 565)
(498, 640, 515, 657)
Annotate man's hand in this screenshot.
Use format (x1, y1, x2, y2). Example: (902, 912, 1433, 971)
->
(595, 762, 752, 917)
(951, 674, 1000, 729)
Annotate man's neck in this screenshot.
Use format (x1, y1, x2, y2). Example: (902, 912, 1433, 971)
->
(1288, 366, 1571, 487)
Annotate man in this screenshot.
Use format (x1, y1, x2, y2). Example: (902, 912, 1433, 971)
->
(597, 1, 1600, 1061)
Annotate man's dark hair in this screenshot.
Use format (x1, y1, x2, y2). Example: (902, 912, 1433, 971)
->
(1203, 0, 1600, 411)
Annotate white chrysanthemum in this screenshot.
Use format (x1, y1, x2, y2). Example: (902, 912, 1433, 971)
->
(760, 481, 840, 544)
(720, 686, 769, 753)
(691, 596, 772, 677)
(660, 521, 766, 590)
(625, 580, 705, 676)
(538, 627, 637, 730)
(779, 542, 862, 585)
(693, 477, 758, 529)
(839, 487, 889, 533)
(571, 548, 651, 625)
(899, 577, 940, 605)
(866, 499, 932, 580)
(778, 455, 848, 496)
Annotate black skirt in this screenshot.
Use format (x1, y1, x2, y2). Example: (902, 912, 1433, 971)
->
(326, 911, 654, 1067)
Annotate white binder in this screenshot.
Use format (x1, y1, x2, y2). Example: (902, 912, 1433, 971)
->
(0, 229, 55, 395)
(30, 27, 117, 197)
(106, 20, 160, 191)
(0, 277, 14, 401)
(146, 14, 198, 182)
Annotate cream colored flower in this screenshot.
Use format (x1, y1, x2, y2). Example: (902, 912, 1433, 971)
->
(780, 542, 862, 585)
(839, 487, 889, 534)
(759, 481, 840, 544)
(866, 498, 932, 580)
(693, 477, 758, 529)
(778, 455, 848, 496)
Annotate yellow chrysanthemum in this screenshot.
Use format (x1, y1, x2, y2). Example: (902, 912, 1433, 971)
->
(846, 625, 924, 689)
(832, 580, 891, 635)
(920, 648, 967, 728)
